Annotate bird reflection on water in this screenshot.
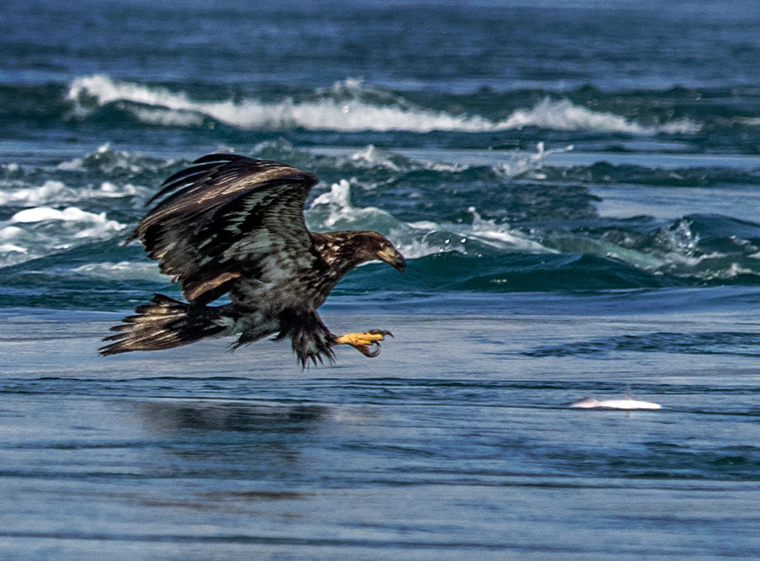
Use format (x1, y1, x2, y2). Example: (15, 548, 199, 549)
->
(135, 401, 330, 483)
(139, 401, 327, 433)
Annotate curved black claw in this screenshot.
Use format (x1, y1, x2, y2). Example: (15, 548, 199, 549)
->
(363, 330, 393, 358)
(363, 342, 382, 358)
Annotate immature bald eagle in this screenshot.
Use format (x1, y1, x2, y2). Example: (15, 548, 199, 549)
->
(100, 154, 406, 367)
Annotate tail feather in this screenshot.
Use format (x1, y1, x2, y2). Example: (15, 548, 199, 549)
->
(99, 294, 226, 355)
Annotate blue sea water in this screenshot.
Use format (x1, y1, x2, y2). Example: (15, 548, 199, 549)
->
(2, 0, 760, 558)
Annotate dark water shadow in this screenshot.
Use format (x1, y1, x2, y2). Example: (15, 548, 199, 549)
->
(139, 400, 327, 434)
(133, 401, 330, 482)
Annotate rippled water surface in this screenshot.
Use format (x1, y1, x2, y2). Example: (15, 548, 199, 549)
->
(2, 302, 760, 559)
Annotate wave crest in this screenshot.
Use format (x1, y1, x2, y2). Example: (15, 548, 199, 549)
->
(0, 206, 126, 267)
(500, 97, 699, 134)
(65, 75, 697, 135)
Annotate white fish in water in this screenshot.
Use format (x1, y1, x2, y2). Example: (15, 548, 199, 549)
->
(570, 397, 662, 410)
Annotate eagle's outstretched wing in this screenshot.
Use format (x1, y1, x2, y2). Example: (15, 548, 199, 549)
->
(128, 154, 320, 304)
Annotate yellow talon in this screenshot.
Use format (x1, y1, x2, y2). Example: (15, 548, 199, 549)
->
(333, 329, 392, 357)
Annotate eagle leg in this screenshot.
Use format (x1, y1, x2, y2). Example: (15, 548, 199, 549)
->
(333, 329, 392, 357)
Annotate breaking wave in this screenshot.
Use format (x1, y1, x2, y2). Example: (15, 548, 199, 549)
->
(499, 97, 698, 135)
(65, 75, 699, 135)
(0, 179, 143, 207)
(2, 143, 760, 310)
(0, 204, 126, 267)
(306, 178, 554, 260)
(305, 171, 760, 285)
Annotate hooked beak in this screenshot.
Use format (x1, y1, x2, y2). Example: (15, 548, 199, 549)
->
(377, 247, 406, 272)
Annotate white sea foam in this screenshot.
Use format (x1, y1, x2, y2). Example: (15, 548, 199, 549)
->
(501, 98, 641, 133)
(305, 178, 553, 259)
(0, 181, 70, 206)
(307, 179, 449, 258)
(67, 75, 497, 132)
(0, 243, 26, 254)
(464, 208, 553, 253)
(0, 225, 25, 240)
(359, 191, 730, 273)
(348, 145, 409, 172)
(56, 143, 111, 171)
(12, 206, 112, 224)
(0, 178, 143, 207)
(0, 226, 27, 254)
(493, 142, 575, 178)
(56, 158, 84, 171)
(735, 117, 760, 127)
(8, 206, 126, 241)
(308, 179, 359, 225)
(72, 261, 165, 281)
(66, 75, 699, 135)
(130, 106, 208, 128)
(0, 206, 128, 267)
(307, 179, 403, 232)
(500, 98, 700, 135)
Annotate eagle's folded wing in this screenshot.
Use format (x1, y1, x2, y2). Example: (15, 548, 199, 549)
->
(129, 154, 321, 304)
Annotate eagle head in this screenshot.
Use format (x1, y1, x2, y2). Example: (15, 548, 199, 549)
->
(362, 232, 406, 272)
(375, 240, 406, 272)
(312, 230, 406, 276)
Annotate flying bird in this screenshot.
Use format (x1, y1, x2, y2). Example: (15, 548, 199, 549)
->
(100, 153, 406, 366)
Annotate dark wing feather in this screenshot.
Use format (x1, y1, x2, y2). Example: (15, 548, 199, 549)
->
(130, 154, 320, 304)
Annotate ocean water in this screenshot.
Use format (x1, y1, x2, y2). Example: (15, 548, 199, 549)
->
(2, 0, 760, 558)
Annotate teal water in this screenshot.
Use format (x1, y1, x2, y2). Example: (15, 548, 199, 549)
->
(2, 0, 760, 558)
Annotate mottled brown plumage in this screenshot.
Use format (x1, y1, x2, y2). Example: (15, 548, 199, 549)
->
(100, 153, 405, 366)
